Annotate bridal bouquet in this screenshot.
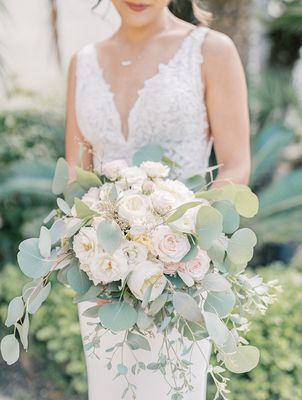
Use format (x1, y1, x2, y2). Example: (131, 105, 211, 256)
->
(1, 144, 279, 399)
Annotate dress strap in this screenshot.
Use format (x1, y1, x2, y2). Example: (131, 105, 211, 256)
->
(190, 26, 210, 65)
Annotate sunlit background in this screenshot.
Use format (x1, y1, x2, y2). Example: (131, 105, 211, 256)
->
(0, 0, 302, 399)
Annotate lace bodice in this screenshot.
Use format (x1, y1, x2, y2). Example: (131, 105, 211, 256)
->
(75, 25, 212, 179)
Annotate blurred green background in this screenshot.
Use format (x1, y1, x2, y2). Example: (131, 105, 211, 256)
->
(1, 0, 302, 399)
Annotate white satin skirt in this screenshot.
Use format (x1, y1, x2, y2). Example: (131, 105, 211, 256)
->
(78, 301, 211, 400)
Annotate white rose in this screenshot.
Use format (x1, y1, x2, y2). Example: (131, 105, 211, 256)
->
(127, 260, 167, 301)
(73, 227, 99, 266)
(151, 225, 191, 263)
(155, 179, 194, 203)
(151, 190, 176, 216)
(141, 161, 170, 179)
(182, 250, 210, 281)
(118, 192, 150, 225)
(102, 159, 128, 181)
(170, 199, 210, 233)
(81, 187, 101, 211)
(120, 166, 147, 188)
(89, 248, 130, 284)
(121, 241, 148, 265)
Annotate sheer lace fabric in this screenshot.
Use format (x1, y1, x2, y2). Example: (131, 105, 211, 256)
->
(75, 26, 212, 179)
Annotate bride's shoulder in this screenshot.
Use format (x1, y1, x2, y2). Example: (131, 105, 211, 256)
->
(202, 28, 243, 75)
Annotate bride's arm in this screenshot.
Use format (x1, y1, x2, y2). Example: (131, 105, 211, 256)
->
(203, 31, 251, 187)
(65, 54, 93, 180)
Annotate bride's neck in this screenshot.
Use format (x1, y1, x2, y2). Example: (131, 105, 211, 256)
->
(116, 8, 175, 45)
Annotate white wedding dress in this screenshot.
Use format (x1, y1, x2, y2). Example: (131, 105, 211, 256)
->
(75, 25, 212, 400)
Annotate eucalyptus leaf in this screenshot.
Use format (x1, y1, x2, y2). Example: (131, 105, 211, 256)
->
(132, 144, 164, 166)
(16, 312, 29, 350)
(148, 293, 168, 316)
(52, 157, 69, 195)
(97, 220, 123, 254)
(38, 226, 51, 258)
(99, 302, 137, 331)
(224, 345, 260, 373)
(207, 240, 226, 266)
(227, 228, 257, 264)
(74, 285, 102, 303)
(204, 290, 236, 318)
(76, 167, 101, 190)
(64, 181, 86, 206)
(173, 292, 203, 324)
(5, 296, 24, 327)
(204, 311, 230, 346)
(0, 335, 20, 365)
(185, 175, 206, 192)
(235, 189, 259, 218)
(127, 332, 151, 351)
(167, 202, 201, 223)
(49, 219, 66, 245)
(196, 206, 223, 250)
(57, 197, 71, 215)
(136, 311, 153, 330)
(117, 363, 128, 375)
(74, 198, 97, 219)
(28, 282, 51, 314)
(17, 238, 54, 279)
(82, 305, 101, 318)
(201, 273, 231, 292)
(67, 264, 91, 294)
(213, 201, 240, 234)
(178, 272, 195, 287)
(181, 243, 198, 262)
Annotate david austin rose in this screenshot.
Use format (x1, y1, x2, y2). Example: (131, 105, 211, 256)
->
(181, 250, 210, 281)
(141, 161, 170, 179)
(102, 159, 128, 181)
(127, 260, 167, 301)
(120, 166, 147, 188)
(89, 248, 130, 284)
(73, 227, 99, 266)
(155, 179, 194, 203)
(118, 192, 150, 225)
(152, 225, 190, 263)
(151, 190, 176, 216)
(121, 240, 148, 265)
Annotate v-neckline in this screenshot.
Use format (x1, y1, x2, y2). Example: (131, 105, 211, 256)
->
(92, 26, 202, 143)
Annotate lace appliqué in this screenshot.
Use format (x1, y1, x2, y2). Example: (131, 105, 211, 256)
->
(75, 26, 212, 179)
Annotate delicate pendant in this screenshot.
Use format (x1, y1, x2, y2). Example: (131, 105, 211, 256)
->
(121, 60, 132, 67)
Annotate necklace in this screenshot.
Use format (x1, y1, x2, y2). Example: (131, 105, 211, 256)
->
(120, 15, 173, 67)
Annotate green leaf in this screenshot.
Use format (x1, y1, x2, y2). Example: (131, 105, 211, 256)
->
(74, 198, 97, 219)
(181, 242, 198, 262)
(207, 241, 226, 266)
(136, 311, 153, 330)
(167, 202, 201, 223)
(185, 175, 206, 192)
(38, 226, 51, 258)
(73, 285, 102, 304)
(17, 238, 54, 279)
(57, 197, 71, 215)
(173, 292, 203, 324)
(224, 346, 260, 373)
(64, 181, 86, 207)
(97, 220, 123, 254)
(127, 332, 151, 351)
(133, 144, 165, 166)
(82, 305, 101, 318)
(178, 271, 195, 287)
(16, 312, 29, 350)
(99, 302, 138, 332)
(213, 201, 240, 234)
(27, 282, 51, 314)
(0, 335, 20, 365)
(117, 363, 128, 375)
(76, 167, 101, 190)
(204, 311, 230, 346)
(196, 206, 223, 250)
(52, 157, 69, 195)
(227, 228, 257, 264)
(181, 320, 207, 341)
(201, 273, 231, 292)
(204, 290, 236, 318)
(67, 264, 91, 294)
(5, 296, 24, 327)
(148, 293, 168, 316)
(235, 189, 259, 218)
(49, 219, 66, 245)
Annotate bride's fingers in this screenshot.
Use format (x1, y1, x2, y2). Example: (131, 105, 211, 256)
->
(96, 299, 111, 305)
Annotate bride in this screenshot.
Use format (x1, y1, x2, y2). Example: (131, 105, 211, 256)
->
(65, 0, 250, 399)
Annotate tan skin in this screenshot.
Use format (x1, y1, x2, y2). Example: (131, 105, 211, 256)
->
(65, 1, 251, 302)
